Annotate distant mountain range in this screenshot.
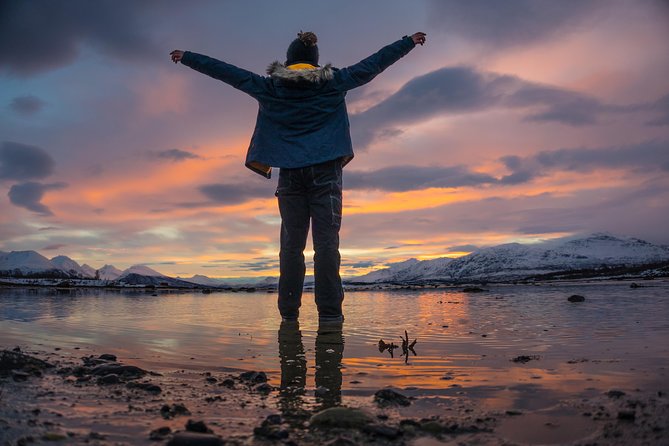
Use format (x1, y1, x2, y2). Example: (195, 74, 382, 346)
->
(1, 233, 668, 287)
(351, 233, 669, 284)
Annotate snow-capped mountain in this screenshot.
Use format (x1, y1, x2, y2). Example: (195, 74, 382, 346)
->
(119, 265, 165, 278)
(1, 251, 54, 273)
(50, 255, 93, 278)
(351, 234, 669, 284)
(98, 264, 123, 280)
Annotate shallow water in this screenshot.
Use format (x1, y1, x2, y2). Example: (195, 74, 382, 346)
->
(2, 280, 668, 415)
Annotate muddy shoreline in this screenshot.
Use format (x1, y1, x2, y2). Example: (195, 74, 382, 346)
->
(1, 346, 667, 446)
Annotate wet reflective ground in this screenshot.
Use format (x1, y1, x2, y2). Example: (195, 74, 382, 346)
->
(2, 280, 668, 418)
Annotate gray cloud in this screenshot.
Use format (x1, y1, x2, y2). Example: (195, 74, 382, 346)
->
(0, 1, 160, 76)
(0, 141, 55, 181)
(506, 140, 669, 180)
(154, 149, 201, 161)
(8, 182, 67, 215)
(198, 182, 274, 205)
(9, 95, 46, 115)
(646, 93, 669, 126)
(43, 243, 67, 251)
(350, 66, 662, 148)
(345, 165, 498, 191)
(345, 140, 669, 193)
(426, 0, 605, 48)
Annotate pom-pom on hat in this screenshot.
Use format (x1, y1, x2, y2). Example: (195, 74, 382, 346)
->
(286, 31, 319, 66)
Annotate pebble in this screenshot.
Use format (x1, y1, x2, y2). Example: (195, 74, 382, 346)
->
(98, 354, 117, 361)
(97, 373, 120, 385)
(185, 419, 212, 433)
(149, 426, 171, 440)
(166, 432, 223, 446)
(310, 406, 373, 429)
(374, 388, 411, 407)
(239, 370, 268, 383)
(567, 294, 586, 302)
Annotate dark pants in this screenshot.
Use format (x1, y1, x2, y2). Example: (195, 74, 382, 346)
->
(276, 158, 344, 321)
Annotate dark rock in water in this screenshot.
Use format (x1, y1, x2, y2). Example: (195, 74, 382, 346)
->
(239, 370, 268, 383)
(363, 424, 401, 439)
(186, 419, 212, 434)
(220, 378, 235, 388)
(0, 350, 53, 375)
(310, 407, 373, 429)
(149, 426, 171, 440)
(161, 403, 191, 419)
(167, 432, 223, 446)
(253, 423, 289, 440)
(12, 370, 30, 382)
(420, 420, 444, 435)
(98, 373, 120, 385)
(606, 390, 626, 399)
(462, 287, 487, 293)
(511, 355, 540, 363)
(255, 382, 273, 394)
(324, 438, 358, 446)
(98, 354, 117, 361)
(617, 410, 636, 421)
(264, 414, 282, 425)
(568, 294, 585, 302)
(205, 376, 217, 384)
(127, 382, 161, 394)
(374, 388, 411, 407)
(90, 363, 146, 379)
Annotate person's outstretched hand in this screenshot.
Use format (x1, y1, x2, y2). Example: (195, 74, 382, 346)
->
(170, 50, 184, 63)
(411, 32, 427, 46)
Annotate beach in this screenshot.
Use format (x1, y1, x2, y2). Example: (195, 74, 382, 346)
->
(1, 280, 668, 445)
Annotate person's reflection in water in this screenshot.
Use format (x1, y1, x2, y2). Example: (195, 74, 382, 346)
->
(277, 320, 307, 421)
(277, 320, 345, 419)
(315, 320, 344, 410)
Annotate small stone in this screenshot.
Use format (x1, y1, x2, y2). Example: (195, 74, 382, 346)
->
(511, 355, 540, 363)
(205, 376, 217, 383)
(149, 426, 171, 440)
(167, 432, 223, 446)
(239, 370, 268, 383)
(310, 407, 373, 429)
(99, 354, 117, 361)
(363, 424, 401, 439)
(255, 382, 273, 394)
(606, 390, 626, 399)
(420, 421, 444, 435)
(98, 373, 120, 385)
(374, 388, 411, 407)
(324, 438, 358, 446)
(12, 370, 30, 382)
(186, 419, 212, 433)
(617, 411, 636, 421)
(41, 432, 67, 441)
(220, 378, 235, 388)
(264, 414, 282, 425)
(90, 363, 146, 379)
(567, 294, 585, 302)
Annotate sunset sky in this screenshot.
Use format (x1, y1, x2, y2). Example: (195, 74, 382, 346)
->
(1, 0, 668, 278)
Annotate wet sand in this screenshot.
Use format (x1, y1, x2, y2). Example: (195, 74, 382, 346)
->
(1, 280, 668, 444)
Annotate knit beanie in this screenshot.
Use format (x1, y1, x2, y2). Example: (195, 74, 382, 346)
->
(285, 31, 319, 66)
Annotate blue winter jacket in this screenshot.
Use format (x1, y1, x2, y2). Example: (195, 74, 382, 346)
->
(181, 36, 416, 178)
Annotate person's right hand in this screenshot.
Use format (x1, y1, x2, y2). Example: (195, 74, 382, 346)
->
(410, 32, 426, 46)
(170, 50, 184, 63)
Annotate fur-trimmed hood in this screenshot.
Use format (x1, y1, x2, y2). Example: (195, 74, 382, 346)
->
(266, 61, 334, 83)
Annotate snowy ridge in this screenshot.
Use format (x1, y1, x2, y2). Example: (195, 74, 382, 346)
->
(351, 233, 669, 284)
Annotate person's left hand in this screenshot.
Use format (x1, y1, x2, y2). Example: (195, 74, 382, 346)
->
(170, 50, 184, 63)
(410, 32, 426, 46)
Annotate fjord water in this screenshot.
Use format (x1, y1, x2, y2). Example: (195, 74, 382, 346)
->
(1, 281, 668, 411)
